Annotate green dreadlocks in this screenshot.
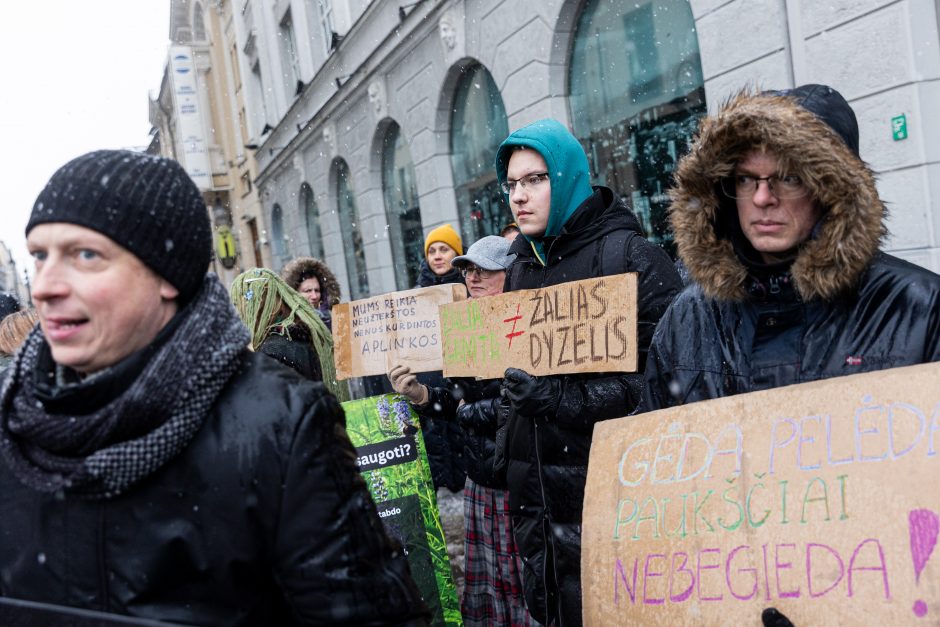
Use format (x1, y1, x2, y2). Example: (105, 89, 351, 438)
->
(230, 268, 349, 402)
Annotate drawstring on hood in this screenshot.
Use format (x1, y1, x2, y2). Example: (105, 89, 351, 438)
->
(495, 119, 594, 264)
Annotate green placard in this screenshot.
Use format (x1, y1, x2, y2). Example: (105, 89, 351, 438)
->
(342, 394, 462, 626)
(891, 113, 908, 141)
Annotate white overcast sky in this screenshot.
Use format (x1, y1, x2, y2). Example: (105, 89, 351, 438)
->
(0, 1, 171, 281)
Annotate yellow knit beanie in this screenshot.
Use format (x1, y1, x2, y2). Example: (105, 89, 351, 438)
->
(424, 224, 463, 257)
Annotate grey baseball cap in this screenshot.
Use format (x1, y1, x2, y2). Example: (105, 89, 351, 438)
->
(451, 235, 516, 271)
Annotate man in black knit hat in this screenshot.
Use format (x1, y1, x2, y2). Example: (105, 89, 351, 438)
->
(0, 150, 427, 625)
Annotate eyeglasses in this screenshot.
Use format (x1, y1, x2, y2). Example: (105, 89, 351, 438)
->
(721, 174, 809, 200)
(460, 265, 498, 279)
(501, 172, 549, 195)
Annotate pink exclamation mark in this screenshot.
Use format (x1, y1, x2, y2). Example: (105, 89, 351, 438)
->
(909, 509, 940, 618)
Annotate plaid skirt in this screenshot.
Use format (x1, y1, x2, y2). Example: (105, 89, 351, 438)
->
(462, 478, 536, 626)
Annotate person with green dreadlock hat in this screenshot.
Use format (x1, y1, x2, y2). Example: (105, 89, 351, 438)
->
(231, 267, 348, 402)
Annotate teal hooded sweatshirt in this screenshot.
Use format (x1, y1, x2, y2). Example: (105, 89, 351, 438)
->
(494, 119, 595, 265)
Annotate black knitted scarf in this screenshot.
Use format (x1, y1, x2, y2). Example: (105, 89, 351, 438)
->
(0, 275, 250, 499)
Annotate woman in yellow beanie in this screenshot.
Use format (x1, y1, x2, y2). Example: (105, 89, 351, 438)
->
(412, 223, 469, 595)
(416, 223, 465, 288)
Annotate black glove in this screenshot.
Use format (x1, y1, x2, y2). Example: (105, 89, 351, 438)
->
(762, 608, 794, 627)
(501, 367, 562, 418)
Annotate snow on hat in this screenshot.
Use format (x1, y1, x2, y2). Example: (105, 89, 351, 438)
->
(26, 150, 211, 303)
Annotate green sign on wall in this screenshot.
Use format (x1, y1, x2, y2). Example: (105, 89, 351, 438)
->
(892, 113, 908, 141)
(342, 394, 462, 626)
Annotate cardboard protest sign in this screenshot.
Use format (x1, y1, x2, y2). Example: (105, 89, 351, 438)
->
(342, 395, 462, 627)
(440, 273, 637, 379)
(581, 362, 940, 625)
(333, 284, 467, 380)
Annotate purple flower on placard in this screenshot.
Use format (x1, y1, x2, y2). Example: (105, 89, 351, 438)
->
(393, 399, 415, 432)
(369, 470, 389, 502)
(377, 396, 395, 433)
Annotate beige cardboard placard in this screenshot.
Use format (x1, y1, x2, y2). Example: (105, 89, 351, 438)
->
(440, 273, 637, 379)
(332, 284, 467, 380)
(581, 362, 940, 626)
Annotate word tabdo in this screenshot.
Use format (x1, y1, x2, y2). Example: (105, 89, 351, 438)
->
(333, 284, 466, 379)
(581, 363, 940, 625)
(440, 273, 638, 379)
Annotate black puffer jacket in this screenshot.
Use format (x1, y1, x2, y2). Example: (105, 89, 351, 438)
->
(0, 351, 427, 626)
(259, 323, 322, 381)
(421, 377, 505, 487)
(502, 187, 682, 625)
(643, 88, 940, 410)
(414, 262, 467, 492)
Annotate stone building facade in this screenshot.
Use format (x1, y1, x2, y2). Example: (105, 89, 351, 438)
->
(174, 0, 940, 300)
(150, 0, 271, 288)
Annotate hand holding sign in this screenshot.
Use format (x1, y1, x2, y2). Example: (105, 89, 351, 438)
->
(502, 367, 561, 417)
(388, 364, 429, 406)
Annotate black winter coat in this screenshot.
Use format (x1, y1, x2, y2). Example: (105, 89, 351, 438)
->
(259, 323, 322, 381)
(420, 377, 505, 488)
(644, 253, 940, 407)
(502, 187, 682, 626)
(414, 261, 468, 492)
(0, 351, 427, 626)
(643, 88, 940, 411)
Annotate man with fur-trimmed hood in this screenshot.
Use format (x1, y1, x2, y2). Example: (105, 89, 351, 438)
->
(643, 84, 940, 411)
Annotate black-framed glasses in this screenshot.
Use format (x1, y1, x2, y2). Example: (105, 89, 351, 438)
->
(501, 171, 549, 195)
(459, 265, 497, 279)
(721, 174, 809, 200)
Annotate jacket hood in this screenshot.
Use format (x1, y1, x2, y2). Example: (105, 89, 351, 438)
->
(280, 256, 342, 307)
(495, 119, 594, 244)
(669, 87, 885, 302)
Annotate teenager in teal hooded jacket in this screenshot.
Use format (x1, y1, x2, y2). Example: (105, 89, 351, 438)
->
(495, 119, 682, 625)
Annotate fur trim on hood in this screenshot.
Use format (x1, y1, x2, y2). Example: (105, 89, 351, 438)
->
(669, 88, 886, 302)
(281, 257, 343, 307)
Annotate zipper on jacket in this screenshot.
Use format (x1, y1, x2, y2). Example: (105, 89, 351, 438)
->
(533, 418, 552, 624)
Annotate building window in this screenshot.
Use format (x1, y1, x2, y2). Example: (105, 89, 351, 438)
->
(382, 122, 424, 289)
(314, 0, 335, 56)
(335, 159, 370, 299)
(193, 2, 207, 42)
(300, 183, 324, 259)
(279, 9, 302, 98)
(240, 171, 252, 197)
(449, 64, 511, 246)
(270, 203, 288, 270)
(249, 61, 269, 138)
(569, 0, 705, 254)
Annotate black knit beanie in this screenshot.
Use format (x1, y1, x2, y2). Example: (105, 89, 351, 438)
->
(26, 150, 211, 303)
